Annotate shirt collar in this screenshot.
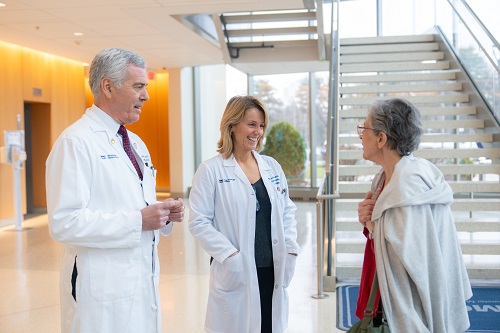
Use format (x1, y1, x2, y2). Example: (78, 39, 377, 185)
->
(90, 104, 121, 134)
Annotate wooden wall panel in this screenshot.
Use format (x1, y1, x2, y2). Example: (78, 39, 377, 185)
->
(155, 73, 170, 191)
(49, 58, 86, 145)
(85, 78, 93, 108)
(0, 42, 25, 220)
(0, 41, 171, 221)
(22, 49, 52, 103)
(0, 41, 85, 220)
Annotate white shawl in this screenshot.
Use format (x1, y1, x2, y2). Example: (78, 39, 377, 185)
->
(372, 155, 472, 333)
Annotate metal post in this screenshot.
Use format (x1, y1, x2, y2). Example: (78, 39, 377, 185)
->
(312, 200, 328, 299)
(13, 145, 23, 231)
(15, 114, 25, 231)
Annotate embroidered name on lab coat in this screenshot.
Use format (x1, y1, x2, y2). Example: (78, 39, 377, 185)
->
(268, 175, 281, 185)
(100, 154, 119, 159)
(268, 175, 286, 194)
(218, 178, 236, 184)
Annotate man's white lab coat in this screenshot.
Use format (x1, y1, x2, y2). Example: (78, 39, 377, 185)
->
(46, 105, 172, 333)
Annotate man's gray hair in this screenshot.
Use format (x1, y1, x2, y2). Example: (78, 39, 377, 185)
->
(88, 48, 147, 97)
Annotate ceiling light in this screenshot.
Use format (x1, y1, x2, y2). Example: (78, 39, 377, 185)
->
(0, 3, 6, 7)
(74, 32, 83, 36)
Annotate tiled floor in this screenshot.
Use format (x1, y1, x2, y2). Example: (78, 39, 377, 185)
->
(0, 201, 344, 333)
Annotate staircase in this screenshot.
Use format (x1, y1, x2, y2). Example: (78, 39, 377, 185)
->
(212, 4, 327, 75)
(333, 34, 500, 281)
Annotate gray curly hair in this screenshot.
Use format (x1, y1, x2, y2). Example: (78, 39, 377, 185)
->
(368, 98, 424, 156)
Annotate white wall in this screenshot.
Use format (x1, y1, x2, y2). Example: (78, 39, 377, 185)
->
(199, 65, 228, 163)
(168, 67, 195, 198)
(168, 65, 229, 196)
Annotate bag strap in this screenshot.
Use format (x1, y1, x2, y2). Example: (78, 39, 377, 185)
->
(359, 271, 380, 329)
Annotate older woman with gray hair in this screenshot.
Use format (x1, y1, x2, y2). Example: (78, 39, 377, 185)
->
(356, 98, 472, 332)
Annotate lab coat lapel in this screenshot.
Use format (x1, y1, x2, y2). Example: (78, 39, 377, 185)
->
(224, 155, 249, 186)
(254, 153, 276, 193)
(87, 110, 140, 178)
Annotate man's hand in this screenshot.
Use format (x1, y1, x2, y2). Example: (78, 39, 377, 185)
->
(166, 197, 185, 223)
(140, 198, 184, 230)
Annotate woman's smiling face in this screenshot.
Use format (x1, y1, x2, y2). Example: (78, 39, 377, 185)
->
(231, 107, 265, 154)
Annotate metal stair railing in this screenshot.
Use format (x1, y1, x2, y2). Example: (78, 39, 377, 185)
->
(313, 0, 340, 298)
(313, 174, 339, 299)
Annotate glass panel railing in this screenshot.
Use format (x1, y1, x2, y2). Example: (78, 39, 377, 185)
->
(437, 0, 500, 123)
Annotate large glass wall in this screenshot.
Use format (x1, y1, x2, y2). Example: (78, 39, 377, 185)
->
(248, 72, 330, 187)
(227, 0, 499, 189)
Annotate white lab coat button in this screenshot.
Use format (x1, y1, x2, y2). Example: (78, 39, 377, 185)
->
(275, 284, 279, 289)
(151, 304, 158, 311)
(275, 261, 279, 266)
(273, 239, 278, 244)
(110, 138, 115, 144)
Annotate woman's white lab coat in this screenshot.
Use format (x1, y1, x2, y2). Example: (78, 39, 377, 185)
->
(189, 152, 300, 333)
(46, 105, 172, 333)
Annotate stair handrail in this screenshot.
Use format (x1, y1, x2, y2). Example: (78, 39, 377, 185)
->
(313, 174, 339, 299)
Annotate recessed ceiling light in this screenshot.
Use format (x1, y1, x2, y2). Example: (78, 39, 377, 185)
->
(0, 3, 6, 7)
(74, 32, 83, 36)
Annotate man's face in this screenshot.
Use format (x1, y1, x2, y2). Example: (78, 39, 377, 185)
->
(108, 64, 149, 125)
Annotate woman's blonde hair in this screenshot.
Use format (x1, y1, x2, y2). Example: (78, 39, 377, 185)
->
(217, 95, 269, 159)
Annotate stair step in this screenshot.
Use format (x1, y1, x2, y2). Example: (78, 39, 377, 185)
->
(339, 71, 458, 83)
(340, 94, 470, 105)
(336, 266, 500, 280)
(340, 34, 435, 45)
(452, 199, 500, 211)
(338, 163, 500, 176)
(340, 60, 450, 73)
(336, 241, 500, 255)
(335, 198, 500, 211)
(222, 11, 317, 24)
(339, 106, 476, 118)
(337, 219, 500, 232)
(338, 181, 500, 193)
(341, 51, 444, 64)
(341, 42, 439, 55)
(424, 119, 484, 129)
(230, 39, 317, 49)
(340, 82, 462, 94)
(226, 26, 317, 38)
(339, 119, 484, 130)
(339, 148, 500, 160)
(340, 133, 493, 145)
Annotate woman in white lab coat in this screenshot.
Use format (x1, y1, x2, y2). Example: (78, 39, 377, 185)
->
(189, 96, 300, 333)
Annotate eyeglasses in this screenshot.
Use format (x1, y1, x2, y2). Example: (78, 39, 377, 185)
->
(357, 124, 376, 136)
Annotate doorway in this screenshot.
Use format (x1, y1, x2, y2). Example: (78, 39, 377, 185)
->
(24, 102, 51, 216)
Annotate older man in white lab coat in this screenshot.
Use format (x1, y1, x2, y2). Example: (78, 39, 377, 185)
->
(46, 48, 184, 333)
